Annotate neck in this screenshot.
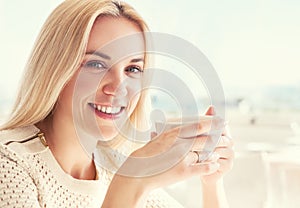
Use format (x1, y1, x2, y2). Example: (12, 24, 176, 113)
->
(36, 116, 97, 180)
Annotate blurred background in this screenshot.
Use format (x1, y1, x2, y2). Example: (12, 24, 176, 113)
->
(1, 0, 300, 207)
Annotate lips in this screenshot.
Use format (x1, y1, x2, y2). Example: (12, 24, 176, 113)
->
(88, 103, 125, 119)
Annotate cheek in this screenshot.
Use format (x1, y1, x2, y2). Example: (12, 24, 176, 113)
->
(58, 81, 76, 108)
(127, 80, 142, 109)
(73, 69, 104, 101)
(128, 79, 142, 97)
(56, 71, 81, 115)
(53, 81, 76, 121)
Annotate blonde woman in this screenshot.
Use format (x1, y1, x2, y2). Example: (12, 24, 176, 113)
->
(0, 0, 234, 207)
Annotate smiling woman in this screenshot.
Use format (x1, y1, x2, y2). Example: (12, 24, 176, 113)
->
(51, 16, 146, 141)
(0, 0, 234, 207)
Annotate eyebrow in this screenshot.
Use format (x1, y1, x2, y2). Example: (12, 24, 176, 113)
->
(85, 50, 144, 63)
(130, 58, 144, 63)
(85, 50, 111, 60)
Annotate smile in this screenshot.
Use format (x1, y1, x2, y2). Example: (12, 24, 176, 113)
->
(88, 103, 125, 118)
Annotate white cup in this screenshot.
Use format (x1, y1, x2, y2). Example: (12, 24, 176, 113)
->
(155, 116, 223, 162)
(155, 115, 220, 135)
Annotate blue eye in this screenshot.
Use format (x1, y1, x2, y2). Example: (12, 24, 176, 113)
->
(125, 65, 143, 78)
(125, 65, 143, 73)
(82, 60, 107, 70)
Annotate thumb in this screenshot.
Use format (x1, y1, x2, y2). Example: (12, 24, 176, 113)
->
(205, 105, 216, 116)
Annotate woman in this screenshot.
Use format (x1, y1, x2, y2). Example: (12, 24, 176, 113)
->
(0, 0, 234, 207)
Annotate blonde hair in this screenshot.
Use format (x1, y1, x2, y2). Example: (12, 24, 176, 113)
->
(1, 0, 151, 131)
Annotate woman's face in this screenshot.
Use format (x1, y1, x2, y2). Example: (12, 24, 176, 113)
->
(55, 17, 145, 140)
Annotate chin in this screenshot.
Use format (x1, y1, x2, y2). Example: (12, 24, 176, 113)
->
(96, 125, 119, 141)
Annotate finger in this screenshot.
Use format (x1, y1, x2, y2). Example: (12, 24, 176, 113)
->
(190, 162, 220, 176)
(216, 158, 234, 173)
(205, 105, 215, 116)
(199, 152, 220, 164)
(188, 151, 201, 164)
(216, 136, 234, 148)
(184, 152, 220, 175)
(214, 147, 234, 160)
(184, 151, 215, 165)
(222, 123, 233, 139)
(204, 105, 230, 138)
(189, 135, 210, 150)
(174, 116, 225, 139)
(189, 134, 222, 153)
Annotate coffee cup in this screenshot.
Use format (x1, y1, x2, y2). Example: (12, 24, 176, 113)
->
(155, 116, 224, 162)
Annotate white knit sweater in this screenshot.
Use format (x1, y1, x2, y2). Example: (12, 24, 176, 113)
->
(0, 125, 183, 208)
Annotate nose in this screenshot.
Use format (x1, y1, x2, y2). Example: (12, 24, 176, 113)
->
(101, 68, 127, 97)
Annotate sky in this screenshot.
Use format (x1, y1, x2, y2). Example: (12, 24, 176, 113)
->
(127, 0, 300, 88)
(0, 0, 299, 107)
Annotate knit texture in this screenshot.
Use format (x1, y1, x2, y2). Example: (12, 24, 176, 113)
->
(0, 125, 183, 208)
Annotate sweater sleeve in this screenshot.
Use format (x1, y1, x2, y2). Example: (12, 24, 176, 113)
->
(0, 144, 41, 208)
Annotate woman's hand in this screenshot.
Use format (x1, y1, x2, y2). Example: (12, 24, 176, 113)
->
(194, 106, 234, 208)
(109, 112, 225, 193)
(126, 121, 224, 190)
(103, 106, 230, 207)
(200, 134, 234, 184)
(200, 107, 235, 185)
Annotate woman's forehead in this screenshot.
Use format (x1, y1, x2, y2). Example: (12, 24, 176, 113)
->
(87, 16, 145, 53)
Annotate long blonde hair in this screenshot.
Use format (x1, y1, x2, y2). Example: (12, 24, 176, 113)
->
(1, 0, 151, 131)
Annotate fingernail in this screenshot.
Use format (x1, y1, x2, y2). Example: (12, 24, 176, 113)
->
(206, 152, 220, 162)
(210, 106, 216, 114)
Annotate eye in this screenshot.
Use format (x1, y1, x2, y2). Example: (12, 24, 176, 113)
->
(125, 65, 144, 78)
(82, 60, 107, 71)
(125, 65, 143, 73)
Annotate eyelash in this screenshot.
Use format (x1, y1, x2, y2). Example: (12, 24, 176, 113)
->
(82, 60, 107, 70)
(125, 65, 144, 74)
(82, 60, 143, 74)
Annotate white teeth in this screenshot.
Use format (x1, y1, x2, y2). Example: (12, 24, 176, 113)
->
(97, 105, 101, 111)
(111, 107, 120, 114)
(92, 104, 122, 114)
(106, 106, 112, 114)
(111, 108, 116, 114)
